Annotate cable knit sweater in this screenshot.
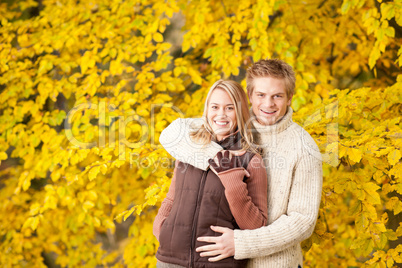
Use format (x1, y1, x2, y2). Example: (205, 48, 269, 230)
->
(159, 108, 323, 268)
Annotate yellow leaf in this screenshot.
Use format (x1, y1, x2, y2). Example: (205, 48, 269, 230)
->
(83, 201, 95, 210)
(153, 33, 164, 42)
(0, 152, 7, 161)
(123, 206, 136, 221)
(22, 217, 34, 230)
(30, 203, 41, 216)
(31, 216, 39, 230)
(356, 212, 369, 231)
(372, 221, 387, 233)
(363, 202, 378, 219)
(93, 217, 101, 227)
(348, 147, 362, 163)
(57, 187, 66, 198)
(173, 67, 181, 77)
(303, 72, 316, 83)
(22, 177, 31, 191)
(363, 182, 381, 205)
(100, 164, 108, 175)
(88, 166, 101, 181)
(395, 183, 402, 195)
(77, 212, 86, 223)
(388, 149, 401, 166)
(87, 190, 98, 201)
(103, 219, 115, 229)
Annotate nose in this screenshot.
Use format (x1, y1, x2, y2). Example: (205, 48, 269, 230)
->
(217, 107, 227, 117)
(265, 98, 275, 107)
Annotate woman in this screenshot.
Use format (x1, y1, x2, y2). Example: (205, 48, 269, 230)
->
(153, 80, 268, 268)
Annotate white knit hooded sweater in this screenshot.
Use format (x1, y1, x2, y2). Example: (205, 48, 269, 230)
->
(159, 108, 323, 268)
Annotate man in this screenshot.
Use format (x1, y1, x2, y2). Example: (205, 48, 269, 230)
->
(159, 59, 323, 267)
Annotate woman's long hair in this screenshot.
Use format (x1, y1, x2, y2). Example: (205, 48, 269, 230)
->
(190, 79, 256, 153)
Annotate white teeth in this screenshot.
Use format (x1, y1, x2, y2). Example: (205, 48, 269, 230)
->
(215, 121, 229, 126)
(261, 110, 276, 114)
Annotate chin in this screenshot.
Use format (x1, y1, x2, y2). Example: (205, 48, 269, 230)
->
(258, 116, 277, 126)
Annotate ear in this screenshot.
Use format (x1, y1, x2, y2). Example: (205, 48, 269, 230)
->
(248, 91, 253, 104)
(287, 94, 293, 106)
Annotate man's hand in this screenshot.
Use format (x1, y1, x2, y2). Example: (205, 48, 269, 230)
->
(196, 226, 235, 262)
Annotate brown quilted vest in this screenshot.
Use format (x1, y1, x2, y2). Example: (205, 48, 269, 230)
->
(156, 132, 255, 268)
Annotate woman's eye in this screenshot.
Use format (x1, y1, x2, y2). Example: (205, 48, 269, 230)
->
(227, 107, 234, 110)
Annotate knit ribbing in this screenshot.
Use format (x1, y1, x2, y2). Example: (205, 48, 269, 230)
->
(251, 107, 294, 135)
(153, 161, 178, 240)
(217, 154, 268, 230)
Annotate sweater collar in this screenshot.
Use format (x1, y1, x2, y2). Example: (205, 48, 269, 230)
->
(216, 130, 241, 150)
(251, 107, 294, 135)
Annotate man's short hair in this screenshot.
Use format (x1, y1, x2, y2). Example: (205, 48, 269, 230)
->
(246, 59, 296, 98)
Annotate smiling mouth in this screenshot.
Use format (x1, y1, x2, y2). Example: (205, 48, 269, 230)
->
(214, 121, 230, 126)
(260, 109, 276, 115)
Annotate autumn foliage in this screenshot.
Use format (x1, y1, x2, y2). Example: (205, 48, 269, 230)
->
(0, 0, 401, 267)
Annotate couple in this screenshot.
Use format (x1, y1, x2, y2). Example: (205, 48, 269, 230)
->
(153, 59, 323, 268)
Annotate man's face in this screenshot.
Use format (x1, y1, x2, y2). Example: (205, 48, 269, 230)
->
(249, 77, 292, 126)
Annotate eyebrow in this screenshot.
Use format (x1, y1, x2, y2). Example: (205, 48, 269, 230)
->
(255, 91, 285, 95)
(210, 103, 234, 106)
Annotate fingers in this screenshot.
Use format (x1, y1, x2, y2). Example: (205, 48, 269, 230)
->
(200, 250, 223, 257)
(196, 226, 234, 262)
(197, 235, 219, 243)
(208, 254, 228, 262)
(210, 225, 230, 234)
(212, 150, 245, 172)
(195, 244, 219, 253)
(244, 169, 250, 177)
(208, 158, 218, 169)
(235, 156, 241, 168)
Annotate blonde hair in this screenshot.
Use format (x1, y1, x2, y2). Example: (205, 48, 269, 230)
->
(190, 80, 256, 152)
(246, 59, 296, 98)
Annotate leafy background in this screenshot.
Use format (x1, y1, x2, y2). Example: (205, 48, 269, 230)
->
(0, 0, 401, 267)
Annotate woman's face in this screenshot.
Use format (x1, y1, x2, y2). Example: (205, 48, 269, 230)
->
(207, 88, 237, 141)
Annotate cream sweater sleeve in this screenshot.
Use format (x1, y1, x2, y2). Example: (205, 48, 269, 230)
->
(159, 118, 222, 171)
(233, 152, 323, 259)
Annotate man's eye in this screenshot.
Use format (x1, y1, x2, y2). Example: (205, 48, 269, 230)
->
(257, 94, 264, 97)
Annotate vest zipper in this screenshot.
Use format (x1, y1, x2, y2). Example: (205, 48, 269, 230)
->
(189, 169, 208, 268)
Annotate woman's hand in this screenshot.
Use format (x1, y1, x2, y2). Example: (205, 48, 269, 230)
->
(196, 225, 235, 262)
(208, 151, 250, 177)
(208, 151, 241, 173)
